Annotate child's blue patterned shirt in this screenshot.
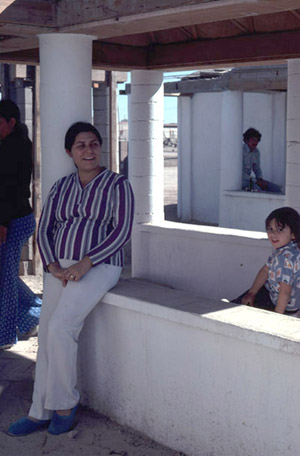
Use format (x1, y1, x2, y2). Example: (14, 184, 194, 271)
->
(266, 241, 300, 311)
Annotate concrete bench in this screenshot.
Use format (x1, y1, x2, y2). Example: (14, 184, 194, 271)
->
(78, 278, 300, 456)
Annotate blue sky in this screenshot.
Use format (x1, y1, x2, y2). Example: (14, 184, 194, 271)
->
(117, 71, 192, 124)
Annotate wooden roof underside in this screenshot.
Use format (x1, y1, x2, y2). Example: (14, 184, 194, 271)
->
(1, 0, 300, 70)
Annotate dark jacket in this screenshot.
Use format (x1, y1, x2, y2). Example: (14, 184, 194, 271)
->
(0, 124, 33, 227)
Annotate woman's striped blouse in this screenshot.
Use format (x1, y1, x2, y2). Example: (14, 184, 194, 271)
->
(37, 168, 134, 270)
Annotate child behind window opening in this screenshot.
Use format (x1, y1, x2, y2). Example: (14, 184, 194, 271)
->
(232, 207, 300, 316)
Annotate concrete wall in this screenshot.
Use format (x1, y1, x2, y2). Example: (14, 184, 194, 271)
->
(178, 90, 287, 230)
(131, 222, 271, 301)
(220, 190, 285, 231)
(78, 278, 300, 456)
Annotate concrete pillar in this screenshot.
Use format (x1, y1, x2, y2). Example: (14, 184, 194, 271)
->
(93, 83, 110, 169)
(219, 91, 243, 225)
(38, 33, 94, 199)
(177, 96, 192, 221)
(129, 70, 164, 276)
(129, 70, 164, 224)
(286, 59, 300, 211)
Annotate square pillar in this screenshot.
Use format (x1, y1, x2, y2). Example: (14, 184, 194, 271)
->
(286, 59, 300, 211)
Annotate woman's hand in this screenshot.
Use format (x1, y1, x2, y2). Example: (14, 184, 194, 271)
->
(242, 291, 255, 306)
(48, 261, 68, 287)
(63, 256, 93, 284)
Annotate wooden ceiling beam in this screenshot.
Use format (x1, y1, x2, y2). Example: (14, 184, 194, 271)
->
(92, 41, 147, 69)
(230, 19, 250, 33)
(0, 36, 39, 53)
(179, 27, 194, 40)
(147, 29, 300, 69)
(2, 29, 300, 70)
(0, 40, 148, 69)
(0, 48, 39, 65)
(290, 9, 300, 21)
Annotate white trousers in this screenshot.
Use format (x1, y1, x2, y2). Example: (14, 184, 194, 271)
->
(29, 260, 121, 420)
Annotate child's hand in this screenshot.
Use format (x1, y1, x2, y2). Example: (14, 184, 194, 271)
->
(242, 291, 255, 306)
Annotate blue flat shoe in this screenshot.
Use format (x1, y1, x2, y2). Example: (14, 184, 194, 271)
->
(48, 403, 79, 435)
(7, 417, 50, 436)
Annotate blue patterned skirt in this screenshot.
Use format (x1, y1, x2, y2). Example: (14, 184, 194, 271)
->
(0, 213, 41, 346)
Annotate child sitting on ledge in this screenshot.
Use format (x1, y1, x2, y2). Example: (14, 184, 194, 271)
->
(232, 207, 300, 316)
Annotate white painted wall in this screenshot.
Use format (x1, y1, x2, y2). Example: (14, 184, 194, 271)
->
(220, 190, 285, 231)
(191, 92, 222, 224)
(178, 89, 287, 230)
(131, 222, 271, 301)
(78, 278, 300, 456)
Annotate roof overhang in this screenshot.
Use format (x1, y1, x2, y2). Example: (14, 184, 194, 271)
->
(1, 0, 300, 70)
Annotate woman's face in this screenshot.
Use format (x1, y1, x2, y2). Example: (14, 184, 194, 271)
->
(67, 131, 101, 173)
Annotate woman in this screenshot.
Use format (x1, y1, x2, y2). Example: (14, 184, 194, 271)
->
(0, 99, 41, 349)
(8, 122, 134, 436)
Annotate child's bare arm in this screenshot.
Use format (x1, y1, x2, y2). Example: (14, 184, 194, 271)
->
(242, 264, 269, 306)
(275, 282, 292, 314)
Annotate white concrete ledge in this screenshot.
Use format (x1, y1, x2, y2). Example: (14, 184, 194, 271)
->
(140, 219, 268, 240)
(79, 278, 300, 456)
(223, 190, 285, 200)
(105, 278, 300, 355)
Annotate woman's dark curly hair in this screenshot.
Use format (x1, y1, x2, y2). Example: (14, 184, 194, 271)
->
(265, 207, 300, 246)
(65, 122, 103, 150)
(243, 128, 262, 143)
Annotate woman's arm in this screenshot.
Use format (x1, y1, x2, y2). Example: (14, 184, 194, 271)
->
(242, 264, 269, 306)
(37, 181, 60, 271)
(85, 176, 134, 266)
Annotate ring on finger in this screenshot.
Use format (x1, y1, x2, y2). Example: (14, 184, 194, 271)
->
(70, 274, 75, 280)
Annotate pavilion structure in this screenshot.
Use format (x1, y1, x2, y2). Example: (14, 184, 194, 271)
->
(2, 2, 300, 455)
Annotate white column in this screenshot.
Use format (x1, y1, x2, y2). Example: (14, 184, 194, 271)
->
(219, 91, 243, 226)
(93, 83, 110, 169)
(129, 70, 164, 277)
(129, 70, 164, 223)
(286, 59, 300, 211)
(38, 33, 94, 199)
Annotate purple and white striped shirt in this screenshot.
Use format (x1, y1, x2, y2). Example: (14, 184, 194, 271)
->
(37, 168, 134, 270)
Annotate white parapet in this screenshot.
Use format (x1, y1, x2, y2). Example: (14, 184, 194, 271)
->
(78, 278, 300, 456)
